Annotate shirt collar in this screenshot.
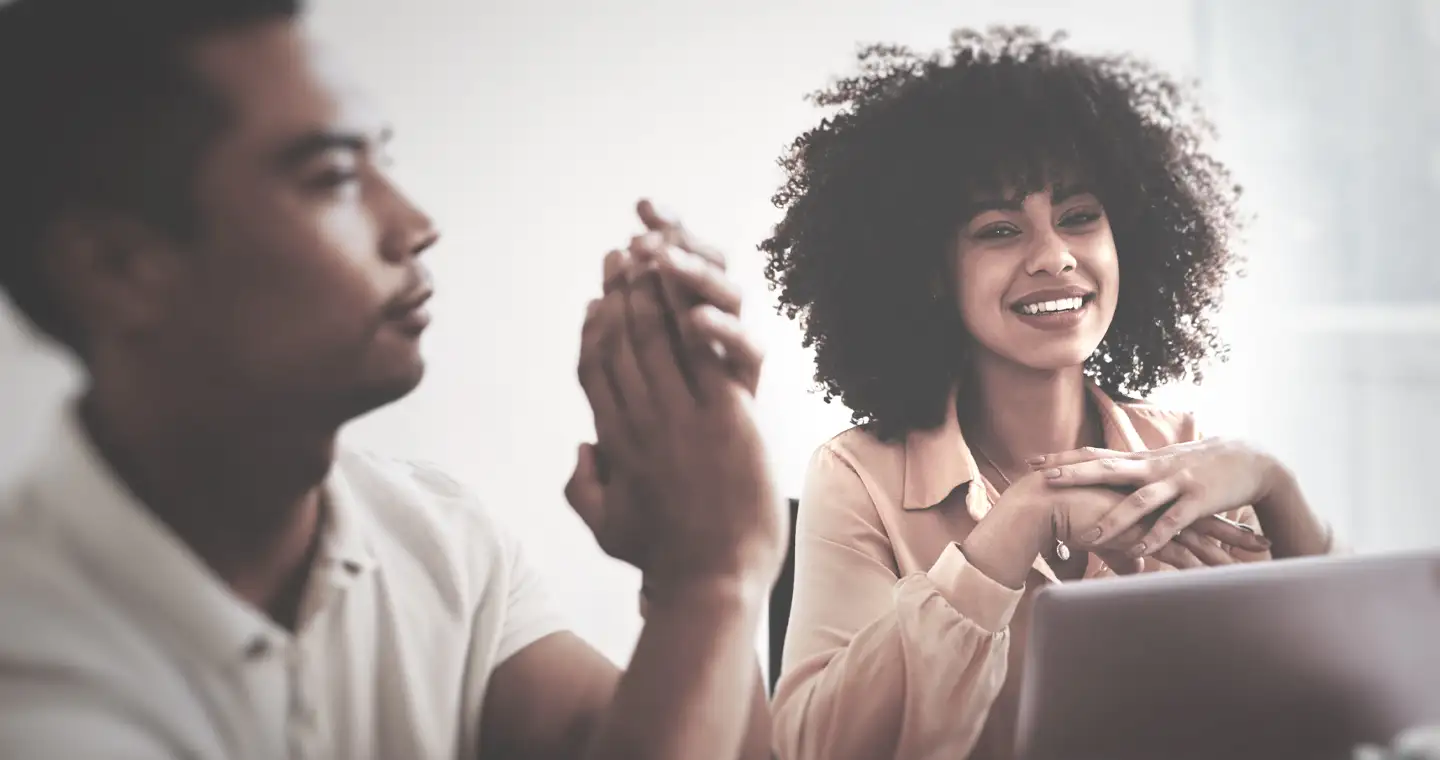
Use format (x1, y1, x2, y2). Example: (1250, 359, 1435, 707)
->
(901, 379, 1149, 518)
(317, 456, 378, 579)
(26, 408, 377, 662)
(27, 409, 277, 664)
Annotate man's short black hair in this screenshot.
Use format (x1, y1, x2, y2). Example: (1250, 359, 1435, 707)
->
(0, 0, 303, 347)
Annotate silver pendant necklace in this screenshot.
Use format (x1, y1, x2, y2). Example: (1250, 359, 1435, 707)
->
(974, 446, 1071, 562)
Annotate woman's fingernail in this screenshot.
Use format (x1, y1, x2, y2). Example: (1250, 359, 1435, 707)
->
(1044, 468, 1062, 479)
(1127, 542, 1147, 558)
(1256, 536, 1272, 549)
(1082, 526, 1103, 543)
(1027, 456, 1046, 466)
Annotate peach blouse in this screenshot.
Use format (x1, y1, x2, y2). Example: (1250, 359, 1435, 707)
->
(771, 383, 1267, 760)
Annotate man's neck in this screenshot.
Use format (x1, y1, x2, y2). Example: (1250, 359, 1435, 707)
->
(962, 356, 1101, 473)
(79, 380, 338, 620)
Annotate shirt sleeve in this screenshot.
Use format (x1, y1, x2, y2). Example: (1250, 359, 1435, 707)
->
(771, 445, 1021, 760)
(493, 524, 570, 667)
(452, 496, 573, 760)
(402, 458, 570, 667)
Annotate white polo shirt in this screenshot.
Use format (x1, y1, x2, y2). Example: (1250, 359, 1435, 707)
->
(0, 414, 568, 760)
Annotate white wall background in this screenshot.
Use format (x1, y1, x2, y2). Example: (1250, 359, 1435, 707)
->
(2, 0, 1434, 669)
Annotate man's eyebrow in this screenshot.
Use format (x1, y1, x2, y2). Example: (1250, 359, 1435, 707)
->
(270, 126, 393, 170)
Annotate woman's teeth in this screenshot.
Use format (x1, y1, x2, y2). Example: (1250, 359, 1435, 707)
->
(1018, 297, 1085, 316)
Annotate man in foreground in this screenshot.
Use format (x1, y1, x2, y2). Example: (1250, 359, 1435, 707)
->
(0, 1, 783, 758)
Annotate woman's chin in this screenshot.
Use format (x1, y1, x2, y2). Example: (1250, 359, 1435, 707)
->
(999, 343, 1102, 375)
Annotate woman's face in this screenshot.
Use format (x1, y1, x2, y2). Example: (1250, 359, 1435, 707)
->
(952, 183, 1119, 373)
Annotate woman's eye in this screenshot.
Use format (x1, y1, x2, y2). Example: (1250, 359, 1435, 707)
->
(1060, 209, 1103, 227)
(976, 224, 1020, 240)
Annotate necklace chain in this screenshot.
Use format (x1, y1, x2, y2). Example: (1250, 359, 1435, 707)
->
(975, 445, 1074, 563)
(973, 446, 1012, 489)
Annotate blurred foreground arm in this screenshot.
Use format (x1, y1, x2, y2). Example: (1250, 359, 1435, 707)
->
(479, 202, 780, 760)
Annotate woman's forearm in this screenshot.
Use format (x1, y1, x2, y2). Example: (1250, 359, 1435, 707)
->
(960, 495, 1049, 590)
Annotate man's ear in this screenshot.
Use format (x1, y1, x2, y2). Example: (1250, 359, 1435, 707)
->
(43, 209, 188, 344)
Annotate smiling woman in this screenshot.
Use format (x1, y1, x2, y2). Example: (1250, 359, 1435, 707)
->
(761, 26, 1336, 760)
(760, 30, 1242, 440)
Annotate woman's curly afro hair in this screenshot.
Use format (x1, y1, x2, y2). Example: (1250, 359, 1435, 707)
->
(760, 27, 1243, 441)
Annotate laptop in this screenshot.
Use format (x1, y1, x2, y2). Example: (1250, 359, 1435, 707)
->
(1015, 548, 1440, 760)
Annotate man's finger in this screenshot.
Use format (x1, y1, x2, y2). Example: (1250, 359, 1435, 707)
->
(628, 231, 666, 265)
(687, 303, 764, 396)
(627, 270, 695, 414)
(635, 198, 727, 270)
(577, 297, 637, 462)
(564, 442, 606, 531)
(609, 285, 663, 437)
(652, 246, 743, 316)
(603, 248, 633, 294)
(630, 235, 746, 398)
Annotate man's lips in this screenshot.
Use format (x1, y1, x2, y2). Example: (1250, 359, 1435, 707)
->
(386, 266, 436, 319)
(388, 287, 433, 317)
(385, 279, 435, 335)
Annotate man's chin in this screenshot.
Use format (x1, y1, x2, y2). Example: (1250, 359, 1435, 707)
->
(373, 360, 427, 405)
(332, 360, 427, 423)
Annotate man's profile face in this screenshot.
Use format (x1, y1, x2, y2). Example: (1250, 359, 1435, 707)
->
(162, 17, 438, 420)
